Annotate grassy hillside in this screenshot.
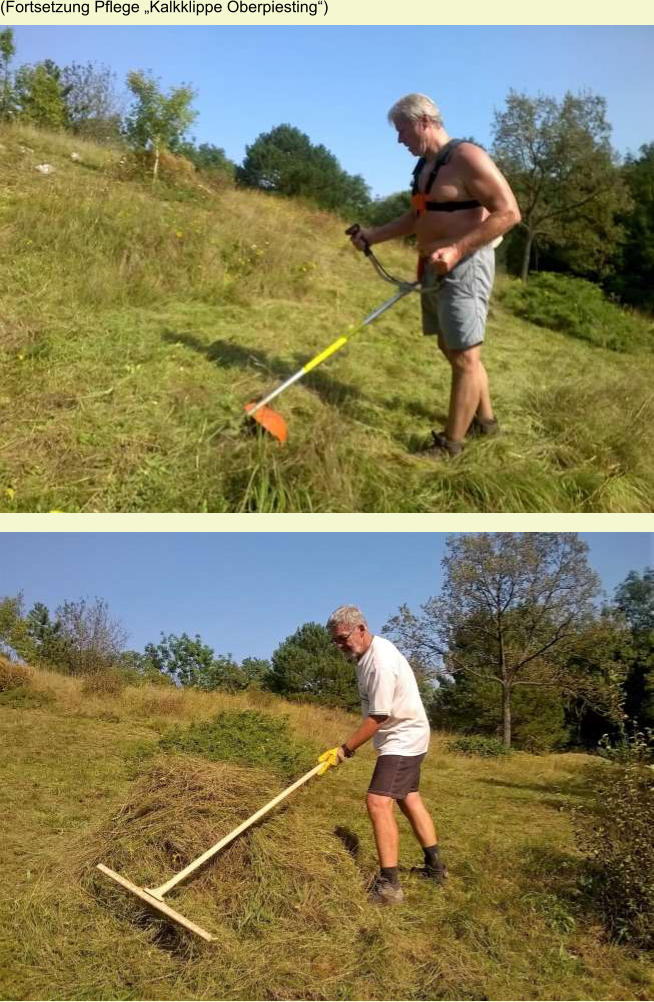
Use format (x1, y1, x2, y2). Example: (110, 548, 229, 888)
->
(1, 123, 653, 512)
(2, 664, 653, 1001)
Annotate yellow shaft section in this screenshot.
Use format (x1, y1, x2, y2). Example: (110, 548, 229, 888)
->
(303, 336, 349, 373)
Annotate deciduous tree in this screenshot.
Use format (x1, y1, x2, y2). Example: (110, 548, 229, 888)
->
(52, 597, 127, 675)
(606, 144, 654, 312)
(60, 61, 124, 141)
(124, 70, 197, 181)
(14, 59, 69, 129)
(0, 593, 35, 662)
(143, 631, 215, 687)
(614, 567, 654, 727)
(0, 28, 16, 121)
(384, 533, 624, 748)
(492, 90, 631, 281)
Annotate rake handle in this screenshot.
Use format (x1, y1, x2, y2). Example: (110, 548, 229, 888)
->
(148, 762, 326, 898)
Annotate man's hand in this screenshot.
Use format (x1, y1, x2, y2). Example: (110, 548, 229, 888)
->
(349, 227, 373, 253)
(317, 746, 345, 774)
(428, 244, 462, 275)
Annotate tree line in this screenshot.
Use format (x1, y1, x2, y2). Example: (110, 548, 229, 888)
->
(1, 29, 652, 307)
(1, 534, 651, 753)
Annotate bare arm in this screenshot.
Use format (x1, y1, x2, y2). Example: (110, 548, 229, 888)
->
(351, 211, 416, 251)
(339, 714, 388, 757)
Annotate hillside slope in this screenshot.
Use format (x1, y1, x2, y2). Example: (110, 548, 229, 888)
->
(1, 123, 653, 512)
(2, 666, 653, 1001)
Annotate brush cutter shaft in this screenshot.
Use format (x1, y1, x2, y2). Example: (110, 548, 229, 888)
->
(149, 762, 325, 898)
(247, 285, 412, 418)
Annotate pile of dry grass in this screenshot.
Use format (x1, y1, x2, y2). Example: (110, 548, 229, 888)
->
(0, 656, 33, 691)
(78, 755, 277, 892)
(74, 752, 369, 992)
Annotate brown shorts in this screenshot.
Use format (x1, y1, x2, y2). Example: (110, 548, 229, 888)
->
(367, 753, 426, 800)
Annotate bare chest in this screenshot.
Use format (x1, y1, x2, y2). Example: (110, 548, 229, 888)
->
(416, 158, 468, 201)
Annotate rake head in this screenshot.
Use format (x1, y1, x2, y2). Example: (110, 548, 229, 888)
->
(244, 402, 288, 444)
(97, 864, 214, 942)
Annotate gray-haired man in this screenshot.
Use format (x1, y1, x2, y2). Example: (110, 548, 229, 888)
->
(349, 93, 521, 460)
(319, 604, 447, 904)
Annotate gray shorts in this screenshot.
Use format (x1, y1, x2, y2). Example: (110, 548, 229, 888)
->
(421, 244, 495, 351)
(367, 753, 426, 800)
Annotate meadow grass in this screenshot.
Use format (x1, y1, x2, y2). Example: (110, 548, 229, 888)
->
(1, 122, 653, 512)
(2, 665, 653, 1001)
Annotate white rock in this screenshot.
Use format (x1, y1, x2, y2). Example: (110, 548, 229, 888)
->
(70, 152, 81, 161)
(35, 163, 55, 174)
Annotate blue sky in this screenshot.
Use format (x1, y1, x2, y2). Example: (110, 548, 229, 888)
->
(10, 26, 654, 197)
(2, 532, 652, 661)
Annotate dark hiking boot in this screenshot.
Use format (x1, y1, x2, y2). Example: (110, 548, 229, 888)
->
(368, 875, 404, 905)
(467, 415, 500, 438)
(410, 861, 449, 884)
(421, 431, 464, 460)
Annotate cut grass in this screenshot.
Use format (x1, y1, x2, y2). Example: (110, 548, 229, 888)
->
(2, 665, 653, 1001)
(1, 122, 653, 511)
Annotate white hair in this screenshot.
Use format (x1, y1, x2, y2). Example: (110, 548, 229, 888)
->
(326, 605, 368, 633)
(387, 93, 443, 127)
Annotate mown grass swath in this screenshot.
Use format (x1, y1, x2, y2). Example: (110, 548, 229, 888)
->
(2, 662, 653, 1001)
(1, 122, 653, 512)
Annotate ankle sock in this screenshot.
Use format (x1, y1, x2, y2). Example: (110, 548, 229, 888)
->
(423, 845, 441, 867)
(380, 866, 399, 886)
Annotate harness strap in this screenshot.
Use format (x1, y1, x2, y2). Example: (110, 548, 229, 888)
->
(411, 139, 482, 215)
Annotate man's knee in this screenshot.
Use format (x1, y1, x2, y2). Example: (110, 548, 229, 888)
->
(449, 345, 482, 373)
(397, 791, 421, 814)
(366, 792, 393, 818)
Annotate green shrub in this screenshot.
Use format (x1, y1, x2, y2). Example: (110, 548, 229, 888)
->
(501, 273, 653, 353)
(575, 758, 654, 948)
(448, 734, 510, 758)
(432, 676, 568, 753)
(158, 709, 316, 779)
(597, 727, 654, 766)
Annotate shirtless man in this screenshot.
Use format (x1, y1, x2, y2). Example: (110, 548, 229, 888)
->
(350, 93, 521, 459)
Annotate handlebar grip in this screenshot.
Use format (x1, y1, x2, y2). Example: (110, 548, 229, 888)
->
(345, 223, 371, 256)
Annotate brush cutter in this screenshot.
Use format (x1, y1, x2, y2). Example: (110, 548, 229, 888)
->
(97, 758, 334, 942)
(244, 224, 421, 443)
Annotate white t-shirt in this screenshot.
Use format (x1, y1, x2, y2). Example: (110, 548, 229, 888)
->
(356, 635, 430, 756)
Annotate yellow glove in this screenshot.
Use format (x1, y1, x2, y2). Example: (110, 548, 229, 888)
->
(317, 746, 342, 775)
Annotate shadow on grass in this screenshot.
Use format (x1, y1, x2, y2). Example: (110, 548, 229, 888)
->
(478, 777, 594, 801)
(519, 843, 601, 927)
(163, 329, 368, 413)
(334, 826, 360, 860)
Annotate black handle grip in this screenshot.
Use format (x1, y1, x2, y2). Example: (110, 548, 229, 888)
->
(345, 223, 371, 256)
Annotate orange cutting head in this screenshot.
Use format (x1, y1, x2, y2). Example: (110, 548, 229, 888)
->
(244, 403, 288, 444)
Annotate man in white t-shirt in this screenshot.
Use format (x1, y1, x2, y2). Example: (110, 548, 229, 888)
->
(320, 604, 447, 905)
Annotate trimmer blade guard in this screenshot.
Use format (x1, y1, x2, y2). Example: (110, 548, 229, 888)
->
(244, 403, 288, 444)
